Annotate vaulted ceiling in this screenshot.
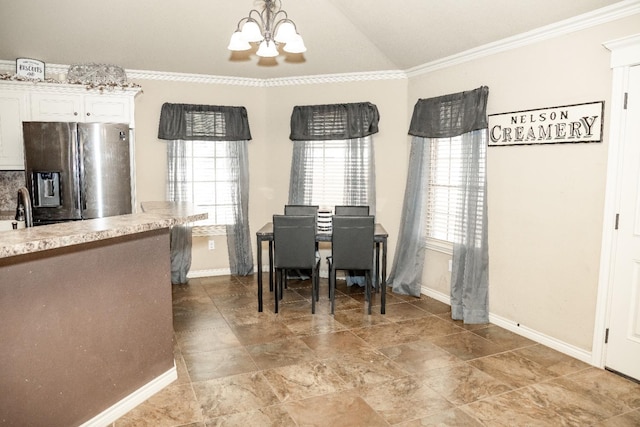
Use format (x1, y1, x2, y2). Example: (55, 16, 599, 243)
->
(0, 0, 628, 79)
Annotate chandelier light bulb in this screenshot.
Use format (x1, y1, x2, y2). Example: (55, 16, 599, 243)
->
(256, 40, 279, 57)
(283, 34, 306, 54)
(274, 21, 296, 44)
(227, 31, 251, 51)
(241, 21, 263, 43)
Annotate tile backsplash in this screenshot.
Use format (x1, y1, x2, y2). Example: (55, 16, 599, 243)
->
(0, 171, 26, 211)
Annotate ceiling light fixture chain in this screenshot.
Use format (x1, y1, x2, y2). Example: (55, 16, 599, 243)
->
(228, 0, 306, 60)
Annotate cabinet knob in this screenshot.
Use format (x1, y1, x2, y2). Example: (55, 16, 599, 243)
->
(74, 112, 78, 116)
(86, 112, 91, 116)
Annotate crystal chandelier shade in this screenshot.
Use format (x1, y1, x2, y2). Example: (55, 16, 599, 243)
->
(227, 0, 306, 59)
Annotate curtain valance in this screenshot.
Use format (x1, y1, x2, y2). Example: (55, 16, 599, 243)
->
(290, 102, 380, 141)
(409, 86, 489, 138)
(158, 103, 252, 141)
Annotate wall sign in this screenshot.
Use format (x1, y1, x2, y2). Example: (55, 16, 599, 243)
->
(488, 101, 604, 147)
(16, 58, 45, 80)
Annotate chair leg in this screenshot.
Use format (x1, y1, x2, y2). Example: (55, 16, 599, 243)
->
(330, 268, 336, 315)
(311, 267, 316, 314)
(366, 271, 372, 315)
(274, 269, 280, 314)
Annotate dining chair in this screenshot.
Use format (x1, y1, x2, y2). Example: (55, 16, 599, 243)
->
(327, 215, 375, 315)
(284, 204, 319, 218)
(284, 204, 319, 281)
(334, 205, 370, 216)
(273, 214, 320, 314)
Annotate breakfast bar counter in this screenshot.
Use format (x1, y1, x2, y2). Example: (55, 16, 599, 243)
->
(0, 201, 206, 258)
(0, 202, 205, 427)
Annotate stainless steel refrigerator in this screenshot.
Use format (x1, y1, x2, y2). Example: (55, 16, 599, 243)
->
(22, 122, 132, 225)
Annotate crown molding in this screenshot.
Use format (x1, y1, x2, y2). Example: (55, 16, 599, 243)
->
(262, 70, 407, 87)
(406, 0, 640, 77)
(1, 0, 638, 87)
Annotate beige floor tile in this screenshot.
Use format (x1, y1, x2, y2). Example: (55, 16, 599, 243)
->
(396, 407, 484, 426)
(332, 308, 391, 329)
(471, 324, 537, 350)
(115, 383, 203, 427)
(597, 409, 640, 427)
(469, 351, 557, 388)
(300, 330, 374, 358)
(379, 338, 463, 375)
(418, 362, 513, 405)
(519, 377, 626, 425)
(262, 361, 347, 401)
(513, 344, 591, 376)
(429, 331, 509, 361)
(284, 313, 348, 336)
(229, 318, 295, 345)
(183, 347, 258, 382)
(376, 301, 431, 322)
(204, 405, 297, 427)
(193, 372, 279, 420)
(324, 346, 409, 387)
(566, 367, 640, 410)
(284, 391, 388, 427)
(409, 297, 452, 315)
(246, 337, 318, 370)
(176, 326, 243, 354)
(358, 376, 454, 424)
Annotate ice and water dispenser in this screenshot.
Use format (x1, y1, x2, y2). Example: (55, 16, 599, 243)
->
(32, 172, 61, 207)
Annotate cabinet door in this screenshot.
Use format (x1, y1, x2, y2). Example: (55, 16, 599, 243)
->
(83, 95, 131, 123)
(0, 92, 28, 170)
(30, 93, 83, 121)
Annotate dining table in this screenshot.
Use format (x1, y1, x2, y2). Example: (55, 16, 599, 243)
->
(255, 222, 389, 314)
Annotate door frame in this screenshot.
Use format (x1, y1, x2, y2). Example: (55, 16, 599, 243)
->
(593, 33, 640, 368)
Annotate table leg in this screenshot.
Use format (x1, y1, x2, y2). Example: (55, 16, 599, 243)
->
(375, 242, 381, 293)
(257, 235, 263, 312)
(381, 239, 387, 315)
(268, 240, 274, 292)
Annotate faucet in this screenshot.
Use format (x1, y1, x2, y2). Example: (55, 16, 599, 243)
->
(16, 187, 33, 228)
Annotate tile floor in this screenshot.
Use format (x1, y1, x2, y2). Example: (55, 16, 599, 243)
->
(114, 274, 640, 426)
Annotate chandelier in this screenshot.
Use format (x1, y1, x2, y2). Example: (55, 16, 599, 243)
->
(227, 0, 306, 58)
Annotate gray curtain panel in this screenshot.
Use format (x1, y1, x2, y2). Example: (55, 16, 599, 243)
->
(389, 86, 490, 324)
(159, 103, 254, 281)
(386, 135, 430, 296)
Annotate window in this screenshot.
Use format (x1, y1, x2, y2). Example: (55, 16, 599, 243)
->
(426, 136, 463, 243)
(296, 137, 372, 208)
(425, 134, 486, 246)
(167, 139, 237, 230)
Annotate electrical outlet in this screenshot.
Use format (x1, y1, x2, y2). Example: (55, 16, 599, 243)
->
(448, 259, 453, 272)
(208, 240, 215, 250)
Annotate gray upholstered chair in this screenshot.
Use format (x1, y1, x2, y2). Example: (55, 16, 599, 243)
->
(334, 205, 370, 216)
(284, 204, 318, 218)
(327, 215, 375, 314)
(273, 214, 320, 314)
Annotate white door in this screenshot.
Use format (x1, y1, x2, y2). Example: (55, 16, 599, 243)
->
(606, 64, 640, 381)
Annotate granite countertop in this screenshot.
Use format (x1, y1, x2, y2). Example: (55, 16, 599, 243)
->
(0, 202, 207, 259)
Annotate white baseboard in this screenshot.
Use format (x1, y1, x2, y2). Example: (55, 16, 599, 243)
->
(188, 268, 232, 278)
(78, 365, 177, 427)
(189, 266, 332, 279)
(420, 286, 593, 365)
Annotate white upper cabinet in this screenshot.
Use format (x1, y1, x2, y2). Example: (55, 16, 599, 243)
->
(0, 90, 28, 170)
(30, 92, 133, 124)
(0, 81, 139, 170)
